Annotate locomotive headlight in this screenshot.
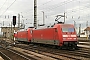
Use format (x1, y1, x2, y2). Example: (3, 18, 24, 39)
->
(71, 35, 76, 37)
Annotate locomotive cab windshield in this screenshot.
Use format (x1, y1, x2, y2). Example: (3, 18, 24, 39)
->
(62, 28, 75, 32)
(61, 26, 77, 40)
(60, 24, 77, 48)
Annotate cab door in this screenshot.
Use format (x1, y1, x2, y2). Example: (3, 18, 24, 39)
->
(53, 28, 59, 45)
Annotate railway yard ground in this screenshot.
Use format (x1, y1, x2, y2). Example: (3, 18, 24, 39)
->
(0, 37, 90, 60)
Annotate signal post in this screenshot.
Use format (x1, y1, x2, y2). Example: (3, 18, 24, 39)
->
(13, 16, 16, 45)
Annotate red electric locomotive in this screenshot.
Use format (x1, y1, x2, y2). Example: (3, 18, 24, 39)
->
(14, 24, 77, 49)
(32, 24, 77, 48)
(15, 28, 33, 42)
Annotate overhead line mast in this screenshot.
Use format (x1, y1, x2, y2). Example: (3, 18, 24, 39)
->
(34, 0, 37, 28)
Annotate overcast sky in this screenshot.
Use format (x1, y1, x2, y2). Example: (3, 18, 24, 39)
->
(0, 0, 90, 32)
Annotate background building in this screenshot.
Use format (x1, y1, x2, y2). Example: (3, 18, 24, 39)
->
(84, 27, 90, 38)
(1, 27, 18, 38)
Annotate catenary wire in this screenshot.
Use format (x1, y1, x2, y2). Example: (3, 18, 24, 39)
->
(0, 0, 16, 17)
(0, 0, 7, 11)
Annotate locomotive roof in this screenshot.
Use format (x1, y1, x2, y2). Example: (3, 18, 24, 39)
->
(54, 24, 74, 28)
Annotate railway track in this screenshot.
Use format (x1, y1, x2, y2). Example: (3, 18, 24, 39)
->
(15, 43, 90, 60)
(78, 38, 90, 48)
(0, 38, 90, 60)
(0, 40, 38, 60)
(0, 47, 31, 60)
